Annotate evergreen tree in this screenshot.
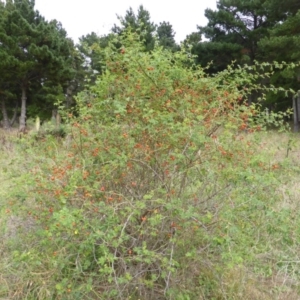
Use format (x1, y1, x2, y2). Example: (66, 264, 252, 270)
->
(192, 0, 300, 72)
(264, 0, 300, 22)
(259, 5, 300, 63)
(258, 10, 300, 110)
(189, 0, 300, 108)
(193, 0, 277, 71)
(0, 0, 75, 130)
(156, 21, 179, 51)
(0, 0, 21, 128)
(112, 5, 156, 51)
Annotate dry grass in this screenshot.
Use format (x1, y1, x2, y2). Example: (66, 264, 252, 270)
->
(1, 129, 300, 299)
(261, 131, 300, 210)
(220, 266, 299, 300)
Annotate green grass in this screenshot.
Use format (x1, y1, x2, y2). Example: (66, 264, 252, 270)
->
(1, 129, 300, 299)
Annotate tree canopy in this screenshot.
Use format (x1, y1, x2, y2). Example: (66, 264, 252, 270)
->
(189, 0, 300, 108)
(112, 5, 156, 51)
(0, 1, 299, 128)
(0, 0, 76, 130)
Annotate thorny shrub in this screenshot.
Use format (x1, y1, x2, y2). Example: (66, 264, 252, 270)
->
(2, 33, 297, 299)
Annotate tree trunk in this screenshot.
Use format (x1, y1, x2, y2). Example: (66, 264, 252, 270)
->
(293, 92, 300, 132)
(19, 84, 27, 132)
(1, 98, 11, 130)
(66, 84, 75, 109)
(10, 102, 18, 127)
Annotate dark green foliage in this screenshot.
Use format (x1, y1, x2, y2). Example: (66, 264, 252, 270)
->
(0, 2, 20, 128)
(193, 41, 243, 73)
(0, 0, 76, 129)
(188, 0, 300, 108)
(264, 0, 300, 22)
(194, 0, 300, 68)
(259, 11, 300, 63)
(194, 0, 274, 70)
(156, 21, 179, 51)
(258, 11, 300, 110)
(112, 5, 156, 51)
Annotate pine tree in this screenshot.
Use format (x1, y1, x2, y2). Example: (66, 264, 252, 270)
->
(112, 5, 156, 51)
(156, 21, 179, 51)
(0, 0, 75, 130)
(193, 0, 276, 71)
(0, 0, 20, 129)
(191, 0, 300, 107)
(258, 10, 300, 110)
